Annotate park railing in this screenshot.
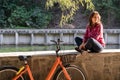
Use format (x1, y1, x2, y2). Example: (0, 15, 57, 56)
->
(0, 29, 120, 45)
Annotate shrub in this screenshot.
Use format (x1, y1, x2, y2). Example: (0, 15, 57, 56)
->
(26, 7, 52, 28)
(8, 6, 52, 28)
(8, 6, 30, 28)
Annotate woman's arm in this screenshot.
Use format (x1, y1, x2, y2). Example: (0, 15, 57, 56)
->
(79, 42, 86, 50)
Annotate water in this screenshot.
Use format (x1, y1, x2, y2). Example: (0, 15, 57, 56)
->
(0, 44, 119, 52)
(0, 44, 75, 52)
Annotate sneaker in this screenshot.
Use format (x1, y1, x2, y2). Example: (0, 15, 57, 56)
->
(75, 47, 82, 53)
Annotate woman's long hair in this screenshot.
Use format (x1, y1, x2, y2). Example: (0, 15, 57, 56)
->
(88, 11, 101, 27)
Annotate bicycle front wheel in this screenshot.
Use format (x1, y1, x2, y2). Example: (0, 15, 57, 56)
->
(0, 66, 24, 80)
(53, 65, 87, 80)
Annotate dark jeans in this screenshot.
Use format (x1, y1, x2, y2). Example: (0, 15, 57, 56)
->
(75, 37, 103, 52)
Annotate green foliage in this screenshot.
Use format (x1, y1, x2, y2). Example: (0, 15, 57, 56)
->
(0, 0, 16, 28)
(8, 6, 30, 28)
(0, 0, 119, 28)
(46, 0, 95, 26)
(8, 6, 52, 28)
(92, 0, 120, 26)
(0, 0, 52, 29)
(0, 9, 7, 28)
(26, 7, 52, 28)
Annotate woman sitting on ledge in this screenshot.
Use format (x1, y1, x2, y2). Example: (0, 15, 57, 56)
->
(75, 11, 105, 53)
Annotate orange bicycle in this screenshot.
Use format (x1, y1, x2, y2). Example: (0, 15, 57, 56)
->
(0, 39, 87, 80)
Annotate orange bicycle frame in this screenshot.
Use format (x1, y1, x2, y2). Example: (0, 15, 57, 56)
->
(46, 57, 71, 80)
(12, 57, 71, 80)
(12, 65, 34, 80)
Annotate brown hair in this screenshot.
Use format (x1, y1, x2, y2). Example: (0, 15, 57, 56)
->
(89, 11, 101, 27)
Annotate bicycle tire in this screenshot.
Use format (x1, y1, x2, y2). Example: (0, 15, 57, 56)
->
(53, 65, 87, 80)
(0, 66, 24, 80)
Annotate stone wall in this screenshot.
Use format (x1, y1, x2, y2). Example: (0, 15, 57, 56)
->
(74, 52, 120, 80)
(0, 51, 120, 80)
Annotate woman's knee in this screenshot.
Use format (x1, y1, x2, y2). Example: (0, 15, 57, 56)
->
(75, 37, 80, 41)
(75, 37, 82, 42)
(88, 38, 95, 43)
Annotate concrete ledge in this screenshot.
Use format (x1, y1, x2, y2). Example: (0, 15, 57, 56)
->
(0, 50, 77, 57)
(0, 49, 120, 57)
(101, 49, 120, 53)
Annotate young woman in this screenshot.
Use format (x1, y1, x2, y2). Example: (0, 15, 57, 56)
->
(75, 11, 105, 53)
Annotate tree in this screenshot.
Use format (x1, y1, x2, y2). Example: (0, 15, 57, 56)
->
(92, 0, 120, 28)
(46, 0, 94, 26)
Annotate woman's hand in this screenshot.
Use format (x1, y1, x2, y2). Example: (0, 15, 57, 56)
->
(79, 42, 85, 50)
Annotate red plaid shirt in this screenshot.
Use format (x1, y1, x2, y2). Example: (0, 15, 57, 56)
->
(83, 23, 105, 47)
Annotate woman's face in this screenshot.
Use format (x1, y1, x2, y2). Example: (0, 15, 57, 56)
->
(92, 14, 99, 24)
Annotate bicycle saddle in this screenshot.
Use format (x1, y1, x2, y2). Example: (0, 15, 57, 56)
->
(18, 55, 31, 61)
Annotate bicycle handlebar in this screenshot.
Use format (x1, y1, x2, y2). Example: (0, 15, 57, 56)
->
(51, 39, 63, 44)
(50, 39, 63, 56)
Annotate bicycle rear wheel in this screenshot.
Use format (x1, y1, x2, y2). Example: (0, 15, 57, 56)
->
(53, 65, 87, 80)
(0, 66, 24, 80)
